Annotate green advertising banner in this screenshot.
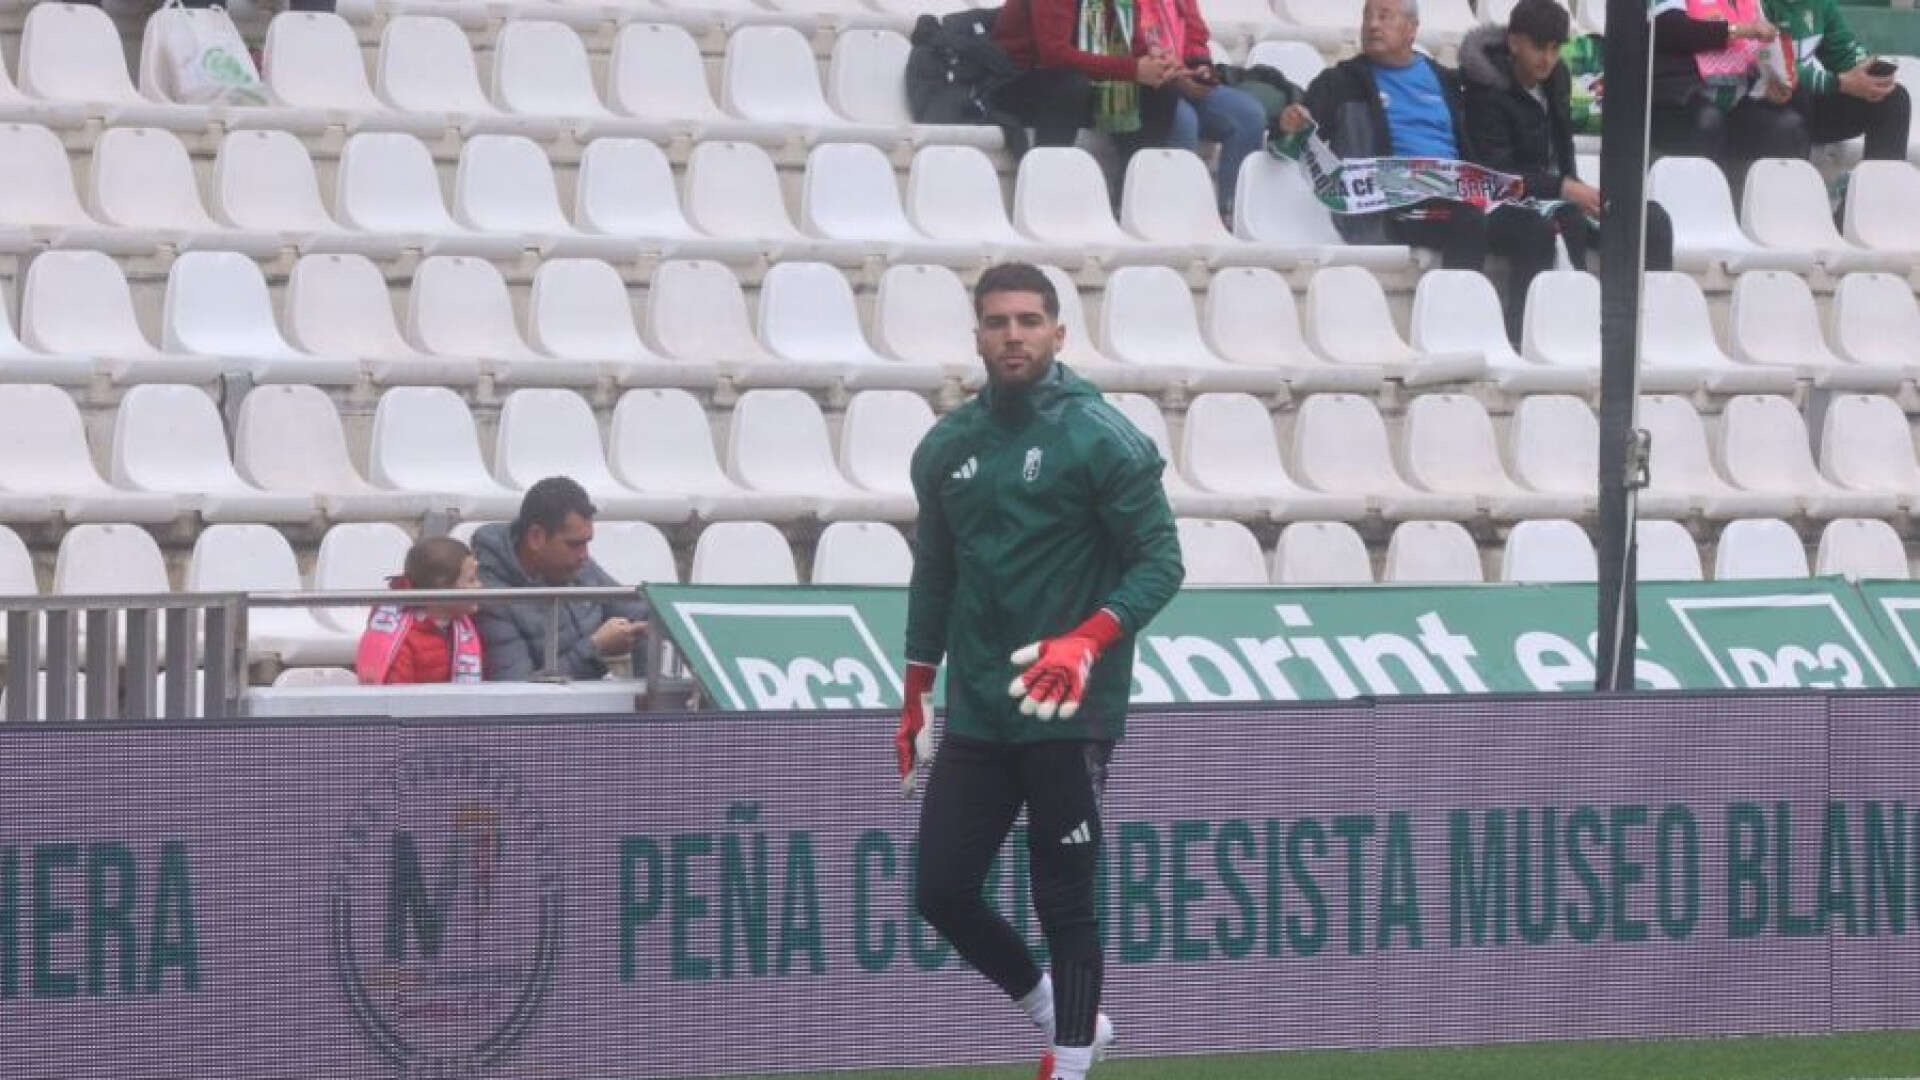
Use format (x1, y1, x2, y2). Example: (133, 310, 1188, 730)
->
(647, 579, 1920, 710)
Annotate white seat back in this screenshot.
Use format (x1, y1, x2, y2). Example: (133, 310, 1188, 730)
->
(757, 261, 881, 364)
(187, 524, 304, 592)
(1731, 270, 1842, 369)
(727, 389, 852, 493)
(1819, 393, 1920, 492)
(1291, 393, 1409, 493)
(1718, 393, 1827, 494)
(647, 260, 772, 362)
(840, 390, 937, 496)
(0, 384, 116, 490)
(111, 384, 249, 494)
(0, 122, 102, 230)
(1102, 266, 1220, 366)
(575, 137, 695, 238)
(214, 129, 338, 233)
(313, 521, 413, 633)
(1121, 149, 1233, 243)
(22, 251, 157, 357)
(607, 22, 728, 122)
(368, 387, 497, 492)
(1232, 153, 1344, 246)
(1176, 518, 1267, 585)
(529, 258, 648, 358)
(874, 264, 978, 369)
(1402, 393, 1521, 496)
(1272, 521, 1373, 584)
(1183, 392, 1289, 492)
(336, 131, 462, 234)
(691, 521, 799, 584)
(1830, 273, 1920, 369)
(492, 20, 605, 118)
(683, 140, 803, 242)
(1383, 520, 1483, 582)
(286, 253, 415, 357)
(591, 521, 679, 585)
(907, 145, 1025, 244)
(1522, 271, 1601, 369)
(1509, 394, 1597, 497)
(18, 3, 141, 106)
(263, 11, 388, 112)
(1501, 519, 1597, 583)
(1816, 518, 1909, 579)
(90, 127, 221, 231)
(1410, 270, 1519, 363)
(235, 384, 377, 496)
(1305, 266, 1415, 364)
(1204, 266, 1313, 364)
(609, 388, 736, 493)
(812, 521, 913, 584)
(377, 15, 495, 115)
(1636, 519, 1704, 581)
(0, 526, 35, 596)
(54, 523, 168, 595)
(1741, 157, 1849, 252)
(162, 251, 297, 357)
(827, 29, 914, 125)
(722, 25, 841, 125)
(1841, 161, 1920, 251)
(1245, 40, 1326, 87)
(409, 256, 537, 360)
(493, 389, 622, 490)
(1714, 518, 1809, 579)
(802, 142, 919, 243)
(454, 134, 573, 234)
(1014, 148, 1129, 244)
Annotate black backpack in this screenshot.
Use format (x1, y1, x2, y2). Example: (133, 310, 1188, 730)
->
(905, 9, 1031, 157)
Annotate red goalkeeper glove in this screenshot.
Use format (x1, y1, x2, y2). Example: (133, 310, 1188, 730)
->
(895, 661, 938, 798)
(1007, 609, 1124, 721)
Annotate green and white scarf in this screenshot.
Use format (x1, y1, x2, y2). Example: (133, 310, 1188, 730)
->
(1268, 121, 1553, 216)
(1078, 0, 1139, 134)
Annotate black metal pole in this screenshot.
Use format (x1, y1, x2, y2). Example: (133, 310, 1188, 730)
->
(1593, 0, 1655, 691)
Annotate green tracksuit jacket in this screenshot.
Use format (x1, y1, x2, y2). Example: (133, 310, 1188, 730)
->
(1764, 0, 1871, 96)
(904, 362, 1184, 745)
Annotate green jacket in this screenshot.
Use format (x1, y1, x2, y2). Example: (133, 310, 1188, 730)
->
(904, 362, 1184, 745)
(1764, 0, 1871, 96)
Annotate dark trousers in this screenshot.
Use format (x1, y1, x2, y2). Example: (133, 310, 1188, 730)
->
(1562, 199, 1677, 273)
(1387, 201, 1560, 343)
(1800, 83, 1912, 162)
(993, 68, 1097, 149)
(914, 736, 1113, 1049)
(1651, 95, 1810, 198)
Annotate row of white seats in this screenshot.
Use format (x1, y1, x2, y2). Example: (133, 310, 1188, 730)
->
(1180, 516, 1910, 586)
(1652, 157, 1920, 279)
(1199, 0, 1605, 47)
(1133, 389, 1920, 526)
(0, 380, 926, 528)
(9, 238, 1913, 400)
(5, 6, 1000, 150)
(1, 119, 1409, 275)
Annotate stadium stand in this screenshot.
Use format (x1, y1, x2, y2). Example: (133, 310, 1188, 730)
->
(0, 0, 1913, 703)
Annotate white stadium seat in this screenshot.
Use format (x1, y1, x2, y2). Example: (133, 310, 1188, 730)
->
(1639, 394, 1792, 519)
(1507, 394, 1599, 516)
(907, 145, 1085, 268)
(18, 3, 207, 131)
(286, 254, 482, 386)
(1274, 0, 1360, 47)
(528, 258, 717, 389)
(1815, 518, 1909, 579)
(1307, 266, 1482, 384)
(1720, 394, 1899, 518)
(721, 25, 893, 145)
(162, 252, 362, 385)
(187, 524, 356, 665)
(491, 20, 660, 140)
(1203, 266, 1385, 393)
(212, 130, 407, 259)
(1245, 40, 1326, 88)
(136, 6, 322, 133)
(1232, 153, 1413, 271)
(1730, 270, 1904, 390)
(335, 132, 524, 259)
(21, 251, 220, 384)
(262, 11, 446, 136)
(839, 390, 937, 501)
(690, 521, 799, 584)
(369, 387, 524, 520)
(1640, 271, 1796, 394)
(88, 127, 282, 257)
(1412, 270, 1589, 393)
(454, 134, 640, 260)
(758, 261, 946, 389)
(1402, 394, 1586, 520)
(872, 264, 982, 381)
(1106, 393, 1268, 521)
(493, 389, 695, 523)
(573, 138, 762, 263)
(112, 385, 320, 524)
(1416, 0, 1479, 46)
(1636, 519, 1705, 581)
(1272, 521, 1373, 584)
(0, 31, 85, 131)
(235, 384, 441, 523)
(1742, 157, 1904, 273)
(312, 522, 415, 635)
(272, 667, 358, 688)
(727, 389, 917, 521)
(1100, 266, 1287, 394)
(376, 16, 560, 138)
(1840, 161, 1920, 257)
(1818, 393, 1920, 510)
(1500, 519, 1597, 584)
(410, 255, 603, 386)
(1649, 156, 1812, 275)
(811, 521, 914, 585)
(1292, 394, 1478, 520)
(684, 140, 870, 265)
(1121, 149, 1305, 267)
(606, 23, 787, 145)
(0, 526, 34, 596)
(0, 384, 178, 524)
(1713, 518, 1809, 580)
(1014, 147, 1193, 267)
(591, 521, 681, 586)
(800, 142, 980, 267)
(1384, 520, 1484, 583)
(1183, 392, 1369, 521)
(1520, 270, 1604, 383)
(0, 122, 148, 256)
(54, 522, 170, 596)
(1175, 518, 1268, 586)
(1041, 265, 1177, 392)
(827, 28, 1001, 148)
(1830, 273, 1920, 376)
(646, 260, 806, 382)
(610, 388, 811, 522)
(0, 293, 94, 386)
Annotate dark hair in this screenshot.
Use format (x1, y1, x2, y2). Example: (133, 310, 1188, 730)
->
(973, 261, 1059, 319)
(1508, 0, 1571, 45)
(514, 475, 597, 540)
(399, 537, 471, 590)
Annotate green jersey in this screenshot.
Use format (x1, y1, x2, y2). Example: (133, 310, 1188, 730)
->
(904, 362, 1184, 745)
(1763, 0, 1871, 95)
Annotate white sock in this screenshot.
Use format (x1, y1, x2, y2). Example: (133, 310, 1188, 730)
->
(1050, 1044, 1094, 1080)
(1017, 973, 1055, 1035)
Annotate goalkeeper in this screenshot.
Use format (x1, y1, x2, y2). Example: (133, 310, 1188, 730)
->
(894, 261, 1183, 1080)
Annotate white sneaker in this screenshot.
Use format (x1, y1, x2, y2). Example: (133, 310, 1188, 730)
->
(1092, 1013, 1115, 1060)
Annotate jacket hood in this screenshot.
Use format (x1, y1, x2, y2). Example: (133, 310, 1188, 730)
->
(1460, 24, 1514, 92)
(470, 521, 532, 587)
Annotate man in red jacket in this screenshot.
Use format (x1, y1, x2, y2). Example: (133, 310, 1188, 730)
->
(991, 0, 1183, 175)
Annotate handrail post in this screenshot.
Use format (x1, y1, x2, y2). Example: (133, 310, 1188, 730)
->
(5, 611, 38, 721)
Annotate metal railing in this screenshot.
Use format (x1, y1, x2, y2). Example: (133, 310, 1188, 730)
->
(1, 586, 693, 722)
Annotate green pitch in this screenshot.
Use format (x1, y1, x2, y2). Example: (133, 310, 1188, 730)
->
(728, 1030, 1920, 1080)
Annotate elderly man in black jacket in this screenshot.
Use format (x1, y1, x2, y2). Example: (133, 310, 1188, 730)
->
(1277, 0, 1561, 344)
(1460, 0, 1674, 275)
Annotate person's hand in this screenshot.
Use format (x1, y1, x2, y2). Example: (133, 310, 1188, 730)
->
(1730, 19, 1777, 42)
(1136, 50, 1177, 87)
(1839, 62, 1898, 103)
(1764, 78, 1794, 104)
(1277, 103, 1315, 135)
(592, 616, 641, 656)
(1007, 610, 1124, 721)
(895, 661, 938, 798)
(1561, 177, 1604, 217)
